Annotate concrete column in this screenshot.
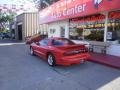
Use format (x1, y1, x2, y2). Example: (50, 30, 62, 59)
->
(104, 12, 108, 42)
(65, 21, 69, 38)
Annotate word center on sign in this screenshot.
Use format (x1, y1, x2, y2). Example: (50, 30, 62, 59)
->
(52, 3, 86, 18)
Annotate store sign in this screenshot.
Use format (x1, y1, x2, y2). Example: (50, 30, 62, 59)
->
(75, 22, 119, 29)
(70, 11, 120, 22)
(52, 3, 86, 19)
(70, 14, 105, 22)
(39, 0, 120, 24)
(109, 11, 120, 19)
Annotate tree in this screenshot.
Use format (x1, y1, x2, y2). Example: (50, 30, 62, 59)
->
(33, 0, 41, 11)
(0, 12, 16, 32)
(33, 0, 59, 11)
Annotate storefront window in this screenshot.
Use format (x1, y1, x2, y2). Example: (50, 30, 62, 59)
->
(69, 27, 84, 40)
(106, 11, 120, 44)
(107, 19, 120, 44)
(69, 11, 120, 44)
(69, 14, 105, 41)
(60, 26, 65, 37)
(84, 29, 104, 41)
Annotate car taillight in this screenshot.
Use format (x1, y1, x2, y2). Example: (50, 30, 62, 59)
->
(64, 51, 76, 56)
(64, 48, 88, 56)
(85, 48, 89, 52)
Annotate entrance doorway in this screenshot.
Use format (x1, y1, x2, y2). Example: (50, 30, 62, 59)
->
(18, 25, 22, 40)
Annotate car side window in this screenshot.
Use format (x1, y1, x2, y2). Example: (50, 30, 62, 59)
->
(39, 39, 48, 46)
(52, 40, 64, 46)
(52, 39, 75, 46)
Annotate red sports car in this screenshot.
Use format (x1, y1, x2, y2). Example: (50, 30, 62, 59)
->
(30, 37, 90, 66)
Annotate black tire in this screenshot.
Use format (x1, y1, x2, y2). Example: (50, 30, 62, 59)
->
(47, 54, 56, 66)
(30, 47, 35, 56)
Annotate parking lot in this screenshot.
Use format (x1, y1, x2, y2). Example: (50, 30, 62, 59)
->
(0, 40, 120, 90)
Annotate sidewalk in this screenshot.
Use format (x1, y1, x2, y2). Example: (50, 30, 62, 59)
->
(89, 53, 120, 69)
(0, 39, 24, 43)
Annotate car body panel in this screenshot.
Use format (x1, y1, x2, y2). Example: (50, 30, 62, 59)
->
(30, 37, 90, 66)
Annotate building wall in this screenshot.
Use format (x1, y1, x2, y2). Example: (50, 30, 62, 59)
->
(10, 12, 49, 41)
(16, 14, 24, 40)
(39, 24, 48, 35)
(48, 20, 69, 38)
(24, 13, 40, 39)
(14, 13, 38, 40)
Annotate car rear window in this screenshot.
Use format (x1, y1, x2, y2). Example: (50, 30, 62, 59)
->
(52, 39, 75, 46)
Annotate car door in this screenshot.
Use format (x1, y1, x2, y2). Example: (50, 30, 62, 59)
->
(32, 42, 41, 56)
(38, 39, 49, 59)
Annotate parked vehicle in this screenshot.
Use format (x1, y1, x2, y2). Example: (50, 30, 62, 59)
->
(0, 33, 10, 39)
(30, 37, 90, 66)
(26, 34, 41, 44)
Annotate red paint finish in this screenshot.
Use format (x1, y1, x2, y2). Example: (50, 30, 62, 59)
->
(30, 37, 90, 66)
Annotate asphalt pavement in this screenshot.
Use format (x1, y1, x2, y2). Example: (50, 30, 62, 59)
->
(0, 40, 120, 90)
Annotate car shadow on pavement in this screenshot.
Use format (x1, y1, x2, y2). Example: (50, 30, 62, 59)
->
(51, 61, 120, 90)
(29, 51, 120, 90)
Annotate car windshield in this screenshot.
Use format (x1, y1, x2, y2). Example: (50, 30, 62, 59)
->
(52, 38, 75, 46)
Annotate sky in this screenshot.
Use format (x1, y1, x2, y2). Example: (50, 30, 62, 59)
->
(0, 0, 38, 14)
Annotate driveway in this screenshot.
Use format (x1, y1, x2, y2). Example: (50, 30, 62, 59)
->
(0, 40, 120, 90)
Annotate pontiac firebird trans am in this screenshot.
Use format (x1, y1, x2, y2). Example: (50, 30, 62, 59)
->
(30, 37, 90, 66)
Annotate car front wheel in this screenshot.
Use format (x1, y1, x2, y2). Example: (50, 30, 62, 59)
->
(47, 54, 55, 66)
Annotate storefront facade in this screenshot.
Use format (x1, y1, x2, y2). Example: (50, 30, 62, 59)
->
(39, 0, 120, 56)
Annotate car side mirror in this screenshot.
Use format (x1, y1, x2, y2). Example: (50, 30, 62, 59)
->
(36, 42, 40, 45)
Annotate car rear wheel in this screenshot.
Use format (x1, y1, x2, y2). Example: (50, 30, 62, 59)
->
(47, 54, 55, 66)
(30, 47, 35, 56)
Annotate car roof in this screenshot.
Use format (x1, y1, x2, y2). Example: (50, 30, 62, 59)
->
(48, 37, 68, 40)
